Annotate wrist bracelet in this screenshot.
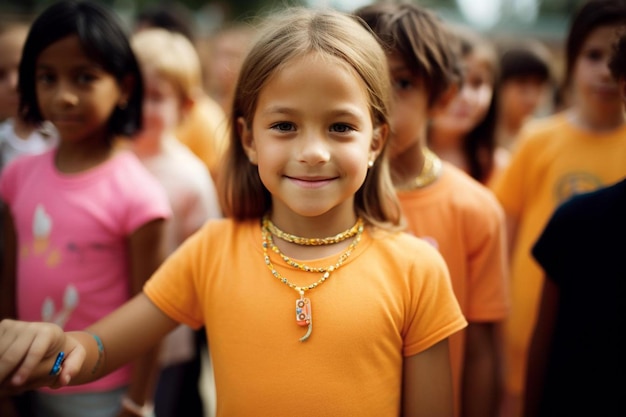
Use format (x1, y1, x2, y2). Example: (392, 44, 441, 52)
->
(86, 331, 105, 376)
(121, 395, 154, 417)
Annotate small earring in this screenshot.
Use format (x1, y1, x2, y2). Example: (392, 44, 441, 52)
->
(368, 160, 374, 168)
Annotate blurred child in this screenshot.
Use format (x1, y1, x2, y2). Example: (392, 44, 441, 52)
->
(133, 6, 229, 185)
(356, 3, 509, 417)
(0, 21, 57, 173)
(429, 25, 508, 186)
(491, 1, 626, 415)
(0, 7, 467, 417)
(130, 27, 222, 417)
(494, 40, 554, 152)
(0, 1, 171, 416)
(523, 27, 626, 417)
(203, 23, 256, 116)
(134, 3, 196, 43)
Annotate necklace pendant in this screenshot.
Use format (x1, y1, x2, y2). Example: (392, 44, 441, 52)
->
(296, 292, 312, 342)
(296, 293, 311, 326)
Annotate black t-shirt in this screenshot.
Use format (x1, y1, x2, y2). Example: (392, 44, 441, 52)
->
(531, 178, 626, 417)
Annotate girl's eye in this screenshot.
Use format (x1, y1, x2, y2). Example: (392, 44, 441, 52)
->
(271, 122, 295, 132)
(36, 72, 55, 84)
(76, 72, 97, 84)
(330, 123, 353, 133)
(393, 78, 413, 91)
(468, 77, 485, 89)
(585, 49, 604, 62)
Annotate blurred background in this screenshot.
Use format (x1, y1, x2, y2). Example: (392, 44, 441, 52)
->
(0, 0, 586, 40)
(0, 0, 587, 119)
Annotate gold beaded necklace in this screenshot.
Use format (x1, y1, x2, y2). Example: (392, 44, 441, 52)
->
(261, 217, 364, 342)
(396, 148, 443, 190)
(265, 217, 363, 245)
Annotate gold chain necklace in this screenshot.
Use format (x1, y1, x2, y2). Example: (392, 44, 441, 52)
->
(261, 218, 364, 342)
(264, 217, 363, 245)
(396, 148, 443, 190)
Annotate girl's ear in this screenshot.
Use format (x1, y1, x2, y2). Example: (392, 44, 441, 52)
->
(118, 75, 135, 109)
(238, 116, 258, 165)
(369, 124, 388, 162)
(179, 96, 195, 123)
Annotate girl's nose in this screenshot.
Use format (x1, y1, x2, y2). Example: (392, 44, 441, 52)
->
(54, 83, 79, 107)
(7, 70, 19, 91)
(298, 132, 331, 165)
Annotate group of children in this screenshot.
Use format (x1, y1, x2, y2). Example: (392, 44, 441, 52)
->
(0, 1, 624, 417)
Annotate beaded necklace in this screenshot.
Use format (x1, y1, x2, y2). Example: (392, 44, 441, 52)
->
(396, 148, 443, 190)
(261, 216, 364, 342)
(265, 217, 363, 245)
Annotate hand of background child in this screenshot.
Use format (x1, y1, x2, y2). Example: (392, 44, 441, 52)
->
(0, 319, 83, 394)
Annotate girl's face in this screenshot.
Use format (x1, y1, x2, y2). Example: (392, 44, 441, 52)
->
(571, 25, 622, 115)
(498, 75, 550, 126)
(35, 35, 129, 144)
(138, 68, 184, 139)
(0, 28, 27, 120)
(432, 52, 494, 137)
(239, 52, 383, 224)
(386, 52, 430, 158)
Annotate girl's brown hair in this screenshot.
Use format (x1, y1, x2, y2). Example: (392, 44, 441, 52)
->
(219, 7, 402, 229)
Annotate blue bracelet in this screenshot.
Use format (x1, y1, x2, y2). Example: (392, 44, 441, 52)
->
(49, 351, 65, 376)
(89, 332, 104, 354)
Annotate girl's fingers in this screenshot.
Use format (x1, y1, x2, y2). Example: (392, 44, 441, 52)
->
(48, 344, 85, 388)
(0, 320, 64, 387)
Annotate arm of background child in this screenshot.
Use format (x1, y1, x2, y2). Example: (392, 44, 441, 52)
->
(523, 276, 558, 417)
(462, 322, 502, 417)
(0, 294, 178, 393)
(122, 218, 168, 413)
(402, 338, 454, 417)
(1, 204, 17, 320)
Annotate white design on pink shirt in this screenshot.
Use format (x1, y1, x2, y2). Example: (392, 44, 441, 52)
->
(41, 285, 79, 328)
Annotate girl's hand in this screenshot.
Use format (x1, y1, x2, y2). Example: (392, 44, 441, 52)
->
(0, 319, 85, 394)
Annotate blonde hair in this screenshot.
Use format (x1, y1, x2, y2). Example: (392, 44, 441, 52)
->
(220, 7, 401, 229)
(131, 28, 203, 102)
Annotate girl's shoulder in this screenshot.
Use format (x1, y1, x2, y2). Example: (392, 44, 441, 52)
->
(1, 147, 53, 176)
(518, 112, 570, 140)
(195, 217, 258, 241)
(368, 227, 447, 266)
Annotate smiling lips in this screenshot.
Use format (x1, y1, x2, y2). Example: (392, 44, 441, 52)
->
(287, 175, 336, 189)
(52, 115, 82, 126)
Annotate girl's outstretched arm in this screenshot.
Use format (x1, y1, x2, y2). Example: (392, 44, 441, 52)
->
(403, 338, 454, 417)
(0, 293, 178, 393)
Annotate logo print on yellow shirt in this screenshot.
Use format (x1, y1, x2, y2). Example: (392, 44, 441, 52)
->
(554, 172, 603, 203)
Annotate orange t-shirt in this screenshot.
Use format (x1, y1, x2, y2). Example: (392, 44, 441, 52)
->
(397, 162, 509, 413)
(144, 218, 467, 417)
(492, 112, 626, 397)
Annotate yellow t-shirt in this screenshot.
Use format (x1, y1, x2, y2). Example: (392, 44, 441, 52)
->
(144, 218, 467, 417)
(398, 162, 509, 415)
(492, 111, 626, 396)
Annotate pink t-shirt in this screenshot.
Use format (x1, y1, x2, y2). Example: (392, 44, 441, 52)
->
(0, 149, 171, 393)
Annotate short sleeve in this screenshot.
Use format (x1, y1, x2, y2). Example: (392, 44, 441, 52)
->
(531, 199, 579, 285)
(144, 225, 206, 329)
(403, 245, 467, 356)
(122, 159, 172, 234)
